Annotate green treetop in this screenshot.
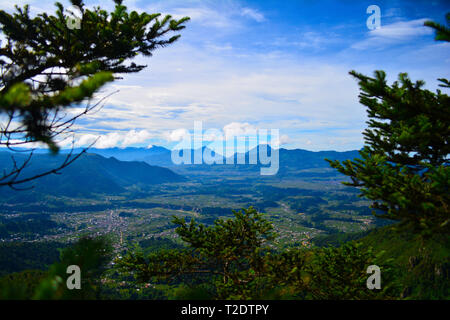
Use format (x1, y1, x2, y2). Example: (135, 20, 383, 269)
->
(327, 15, 450, 236)
(0, 0, 189, 186)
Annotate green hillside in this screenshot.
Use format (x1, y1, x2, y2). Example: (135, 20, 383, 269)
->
(358, 226, 449, 299)
(0, 152, 185, 198)
(315, 225, 449, 299)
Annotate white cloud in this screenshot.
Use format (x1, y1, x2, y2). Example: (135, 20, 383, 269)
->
(370, 19, 432, 38)
(95, 132, 122, 149)
(122, 129, 153, 147)
(8, 1, 444, 152)
(352, 18, 433, 50)
(166, 128, 189, 142)
(279, 134, 291, 145)
(0, 0, 51, 13)
(168, 7, 235, 28)
(59, 130, 156, 149)
(240, 7, 265, 22)
(76, 134, 98, 147)
(223, 122, 257, 137)
(143, 0, 266, 32)
(73, 43, 366, 151)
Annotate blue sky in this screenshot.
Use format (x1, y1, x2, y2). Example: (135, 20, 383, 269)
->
(2, 0, 449, 151)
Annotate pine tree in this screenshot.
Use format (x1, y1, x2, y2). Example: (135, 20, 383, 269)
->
(327, 15, 450, 236)
(0, 0, 189, 187)
(117, 207, 277, 299)
(115, 207, 396, 300)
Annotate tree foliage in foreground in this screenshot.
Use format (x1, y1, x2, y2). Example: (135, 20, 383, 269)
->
(424, 13, 450, 42)
(33, 236, 113, 299)
(2, 209, 447, 300)
(0, 0, 189, 186)
(117, 207, 395, 300)
(0, 236, 113, 299)
(117, 207, 277, 299)
(327, 16, 450, 236)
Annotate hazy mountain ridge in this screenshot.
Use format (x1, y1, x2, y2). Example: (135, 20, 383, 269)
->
(0, 146, 361, 198)
(0, 152, 185, 198)
(53, 145, 361, 174)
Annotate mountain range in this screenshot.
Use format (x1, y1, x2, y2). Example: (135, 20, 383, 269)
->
(60, 145, 360, 173)
(0, 146, 361, 198)
(0, 152, 184, 198)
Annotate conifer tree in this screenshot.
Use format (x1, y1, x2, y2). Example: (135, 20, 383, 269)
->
(117, 207, 277, 299)
(0, 0, 189, 187)
(327, 15, 450, 236)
